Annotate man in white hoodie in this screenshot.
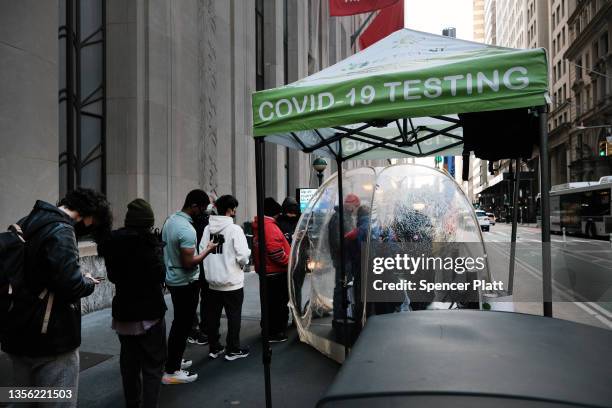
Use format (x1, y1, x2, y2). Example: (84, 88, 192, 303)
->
(199, 195, 251, 361)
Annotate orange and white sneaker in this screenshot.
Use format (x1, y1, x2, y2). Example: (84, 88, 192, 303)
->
(161, 370, 198, 384)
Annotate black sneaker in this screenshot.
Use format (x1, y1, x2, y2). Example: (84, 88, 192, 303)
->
(187, 330, 200, 344)
(269, 332, 288, 343)
(225, 347, 249, 361)
(208, 345, 225, 359)
(194, 333, 209, 346)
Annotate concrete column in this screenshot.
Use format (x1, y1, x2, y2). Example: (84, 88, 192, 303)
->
(263, 0, 287, 200)
(230, 0, 257, 222)
(0, 1, 59, 226)
(106, 0, 203, 226)
(287, 0, 313, 194)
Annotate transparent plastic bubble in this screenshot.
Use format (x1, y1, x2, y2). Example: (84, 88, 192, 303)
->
(288, 164, 490, 362)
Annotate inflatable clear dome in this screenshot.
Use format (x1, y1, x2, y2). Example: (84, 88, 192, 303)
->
(288, 164, 493, 362)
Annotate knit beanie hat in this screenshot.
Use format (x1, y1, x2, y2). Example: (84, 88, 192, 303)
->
(125, 198, 155, 228)
(282, 197, 299, 215)
(264, 197, 283, 217)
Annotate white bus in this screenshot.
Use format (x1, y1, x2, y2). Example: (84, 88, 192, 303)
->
(549, 176, 612, 238)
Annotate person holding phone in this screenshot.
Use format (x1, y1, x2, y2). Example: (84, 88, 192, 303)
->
(200, 195, 251, 361)
(161, 190, 217, 384)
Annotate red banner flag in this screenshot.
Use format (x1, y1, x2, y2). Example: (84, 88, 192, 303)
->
(358, 0, 404, 49)
(329, 0, 400, 17)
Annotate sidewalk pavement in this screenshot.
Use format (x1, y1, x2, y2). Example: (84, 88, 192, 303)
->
(0, 273, 340, 408)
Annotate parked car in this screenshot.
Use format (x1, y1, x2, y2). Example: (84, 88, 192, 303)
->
(475, 210, 490, 231)
(486, 212, 496, 225)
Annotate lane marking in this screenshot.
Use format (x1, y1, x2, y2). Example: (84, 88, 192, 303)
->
(487, 244, 612, 328)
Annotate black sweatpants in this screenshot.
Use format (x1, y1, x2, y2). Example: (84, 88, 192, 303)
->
(267, 272, 289, 334)
(118, 320, 167, 408)
(206, 288, 244, 352)
(166, 282, 200, 373)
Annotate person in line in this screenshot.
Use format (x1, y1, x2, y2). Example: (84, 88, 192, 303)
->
(188, 193, 211, 346)
(276, 197, 300, 245)
(162, 190, 217, 384)
(2, 188, 112, 407)
(328, 193, 360, 324)
(99, 199, 167, 408)
(200, 195, 251, 361)
(253, 198, 291, 343)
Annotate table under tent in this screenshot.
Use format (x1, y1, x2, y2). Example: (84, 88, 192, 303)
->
(250, 29, 551, 407)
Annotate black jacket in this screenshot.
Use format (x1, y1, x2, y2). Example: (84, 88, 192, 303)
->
(327, 208, 355, 267)
(1, 201, 95, 357)
(276, 214, 299, 245)
(100, 228, 167, 322)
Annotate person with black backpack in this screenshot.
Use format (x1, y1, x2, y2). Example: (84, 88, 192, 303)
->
(98, 198, 167, 408)
(0, 188, 112, 405)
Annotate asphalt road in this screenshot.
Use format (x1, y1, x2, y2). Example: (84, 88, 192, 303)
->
(481, 222, 612, 330)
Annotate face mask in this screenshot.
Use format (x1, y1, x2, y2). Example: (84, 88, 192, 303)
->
(74, 222, 94, 238)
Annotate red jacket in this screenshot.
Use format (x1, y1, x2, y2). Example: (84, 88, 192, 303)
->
(252, 216, 291, 274)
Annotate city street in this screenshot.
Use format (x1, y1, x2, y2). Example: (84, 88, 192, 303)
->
(0, 273, 339, 407)
(482, 223, 612, 330)
(0, 224, 610, 407)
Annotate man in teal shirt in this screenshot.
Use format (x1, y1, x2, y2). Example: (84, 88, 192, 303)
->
(161, 190, 216, 384)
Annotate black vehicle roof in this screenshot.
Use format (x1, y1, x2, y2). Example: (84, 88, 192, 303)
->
(318, 310, 612, 408)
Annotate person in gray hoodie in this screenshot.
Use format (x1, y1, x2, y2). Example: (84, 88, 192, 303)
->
(199, 195, 251, 361)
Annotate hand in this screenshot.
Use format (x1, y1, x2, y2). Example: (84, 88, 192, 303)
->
(84, 272, 100, 285)
(206, 241, 218, 253)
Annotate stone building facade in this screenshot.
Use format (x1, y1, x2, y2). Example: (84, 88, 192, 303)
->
(564, 0, 612, 181)
(0, 0, 365, 229)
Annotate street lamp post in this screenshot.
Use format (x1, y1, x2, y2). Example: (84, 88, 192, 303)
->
(313, 157, 327, 187)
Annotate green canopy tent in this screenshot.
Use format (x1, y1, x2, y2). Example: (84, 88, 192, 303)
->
(251, 28, 551, 408)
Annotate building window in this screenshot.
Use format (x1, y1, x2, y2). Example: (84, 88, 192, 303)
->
(256, 0, 264, 90)
(576, 57, 582, 78)
(58, 0, 106, 196)
(562, 0, 565, 16)
(586, 87, 591, 110)
(562, 27, 565, 46)
(576, 92, 581, 116)
(585, 52, 590, 71)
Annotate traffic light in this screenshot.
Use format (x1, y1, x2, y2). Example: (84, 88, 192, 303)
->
(599, 140, 608, 157)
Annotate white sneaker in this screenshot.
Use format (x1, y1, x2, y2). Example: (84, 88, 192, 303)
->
(161, 370, 198, 385)
(180, 359, 193, 370)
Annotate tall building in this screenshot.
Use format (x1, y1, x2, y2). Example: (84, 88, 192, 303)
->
(564, 0, 612, 181)
(547, 0, 572, 185)
(495, 0, 527, 49)
(0, 0, 365, 228)
(474, 0, 549, 223)
(474, 0, 486, 43)
(484, 0, 497, 45)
